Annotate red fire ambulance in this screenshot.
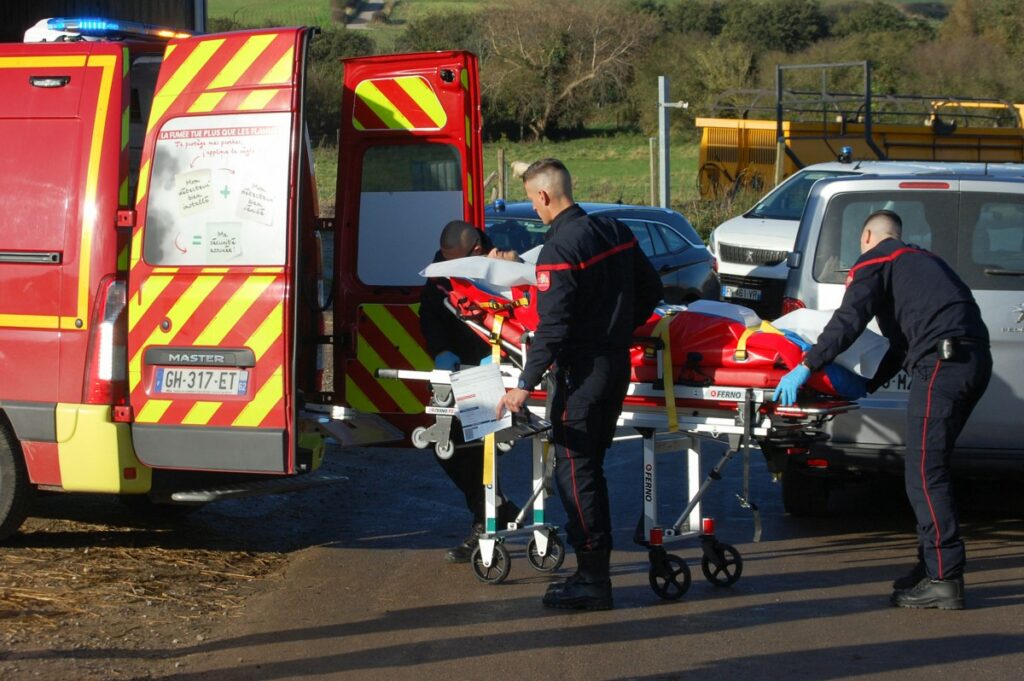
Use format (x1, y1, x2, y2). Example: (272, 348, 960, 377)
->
(0, 18, 482, 539)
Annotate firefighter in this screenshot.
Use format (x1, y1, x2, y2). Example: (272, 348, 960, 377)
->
(497, 159, 662, 610)
(420, 220, 520, 563)
(773, 209, 991, 610)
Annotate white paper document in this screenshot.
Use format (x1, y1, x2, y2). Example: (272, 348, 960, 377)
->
(449, 363, 513, 441)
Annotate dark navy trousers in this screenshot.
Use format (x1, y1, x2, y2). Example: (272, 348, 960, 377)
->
(549, 352, 631, 554)
(905, 347, 991, 580)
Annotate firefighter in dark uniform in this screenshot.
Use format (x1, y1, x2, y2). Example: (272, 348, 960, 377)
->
(497, 159, 662, 610)
(773, 209, 991, 610)
(420, 220, 520, 563)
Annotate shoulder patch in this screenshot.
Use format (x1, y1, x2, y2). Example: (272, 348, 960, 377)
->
(537, 270, 551, 292)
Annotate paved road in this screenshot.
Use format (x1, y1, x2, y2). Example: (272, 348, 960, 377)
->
(148, 433, 1024, 681)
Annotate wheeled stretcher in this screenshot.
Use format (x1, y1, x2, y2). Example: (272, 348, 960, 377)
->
(382, 266, 861, 597)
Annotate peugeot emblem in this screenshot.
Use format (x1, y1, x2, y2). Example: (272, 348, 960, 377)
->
(745, 250, 755, 264)
(1015, 302, 1024, 324)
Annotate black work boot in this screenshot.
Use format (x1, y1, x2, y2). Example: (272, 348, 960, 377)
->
(445, 522, 483, 564)
(891, 560, 927, 591)
(890, 577, 964, 610)
(542, 550, 613, 611)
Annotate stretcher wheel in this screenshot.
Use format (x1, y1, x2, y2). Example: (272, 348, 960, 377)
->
(527, 533, 565, 572)
(701, 543, 743, 586)
(435, 440, 455, 460)
(648, 552, 691, 600)
(410, 426, 431, 450)
(470, 542, 511, 584)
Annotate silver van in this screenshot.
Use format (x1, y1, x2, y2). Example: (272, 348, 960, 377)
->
(776, 173, 1024, 514)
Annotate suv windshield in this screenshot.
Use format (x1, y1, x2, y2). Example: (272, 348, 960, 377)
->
(747, 170, 856, 220)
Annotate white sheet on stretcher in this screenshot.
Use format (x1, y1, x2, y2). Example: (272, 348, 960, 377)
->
(420, 254, 538, 299)
(773, 308, 890, 379)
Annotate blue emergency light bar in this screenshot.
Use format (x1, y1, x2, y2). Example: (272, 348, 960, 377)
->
(46, 17, 192, 40)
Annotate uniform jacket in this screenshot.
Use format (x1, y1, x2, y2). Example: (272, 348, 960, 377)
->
(519, 204, 663, 389)
(803, 238, 989, 389)
(419, 231, 495, 365)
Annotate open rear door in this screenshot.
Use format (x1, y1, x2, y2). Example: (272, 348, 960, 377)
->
(334, 52, 484, 427)
(127, 27, 313, 474)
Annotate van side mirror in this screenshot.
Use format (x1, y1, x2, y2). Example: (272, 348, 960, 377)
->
(787, 251, 801, 269)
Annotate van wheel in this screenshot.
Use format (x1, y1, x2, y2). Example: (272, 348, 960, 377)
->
(0, 424, 33, 542)
(781, 463, 830, 517)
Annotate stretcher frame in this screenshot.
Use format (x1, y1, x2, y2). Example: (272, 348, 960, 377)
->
(379, 295, 858, 594)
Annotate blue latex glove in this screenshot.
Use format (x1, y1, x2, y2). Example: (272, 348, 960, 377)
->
(434, 351, 460, 371)
(772, 364, 811, 406)
(479, 354, 493, 366)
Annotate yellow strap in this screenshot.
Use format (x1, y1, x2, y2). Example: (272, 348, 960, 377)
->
(653, 314, 678, 432)
(491, 314, 504, 345)
(734, 320, 783, 361)
(483, 336, 502, 485)
(483, 432, 495, 486)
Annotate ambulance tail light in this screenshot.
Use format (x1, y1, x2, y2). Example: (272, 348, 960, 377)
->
(83, 277, 128, 405)
(781, 297, 805, 315)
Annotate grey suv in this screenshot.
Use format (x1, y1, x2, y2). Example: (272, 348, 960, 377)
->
(775, 173, 1024, 514)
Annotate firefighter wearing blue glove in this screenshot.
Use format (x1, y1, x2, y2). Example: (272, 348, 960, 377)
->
(420, 220, 520, 563)
(772, 363, 811, 406)
(497, 159, 663, 610)
(779, 209, 990, 610)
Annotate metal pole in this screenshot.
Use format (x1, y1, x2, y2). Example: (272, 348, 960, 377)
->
(658, 76, 670, 208)
(649, 137, 657, 206)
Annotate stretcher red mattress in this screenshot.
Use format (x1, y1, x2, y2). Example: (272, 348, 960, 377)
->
(445, 278, 863, 398)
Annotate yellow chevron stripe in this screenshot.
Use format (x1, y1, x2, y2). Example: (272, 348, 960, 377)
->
(261, 47, 294, 84)
(207, 33, 277, 90)
(193, 275, 275, 346)
(361, 305, 432, 368)
(344, 375, 375, 413)
(128, 275, 224, 392)
(239, 88, 279, 111)
(200, 268, 230, 273)
(119, 176, 129, 207)
(147, 38, 225, 133)
(136, 399, 172, 424)
(233, 366, 283, 426)
(355, 331, 421, 413)
(135, 159, 151, 205)
(254, 267, 284, 273)
(396, 76, 446, 128)
(121, 106, 129, 151)
(467, 171, 473, 206)
(355, 80, 414, 130)
(188, 91, 227, 113)
(465, 116, 471, 149)
(245, 302, 283, 360)
(128, 274, 173, 332)
(182, 401, 222, 425)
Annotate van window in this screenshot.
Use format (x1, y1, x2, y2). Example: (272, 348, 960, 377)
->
(959, 193, 1024, 290)
(143, 111, 292, 266)
(357, 144, 463, 286)
(747, 170, 856, 220)
(813, 191, 958, 284)
(128, 56, 161, 207)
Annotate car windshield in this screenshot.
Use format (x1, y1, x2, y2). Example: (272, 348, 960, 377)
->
(746, 170, 857, 220)
(484, 217, 548, 253)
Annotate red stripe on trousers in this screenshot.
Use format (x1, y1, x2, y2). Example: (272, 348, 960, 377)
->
(921, 360, 944, 579)
(564, 402, 592, 550)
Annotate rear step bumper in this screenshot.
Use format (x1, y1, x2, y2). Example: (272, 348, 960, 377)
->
(166, 471, 350, 504)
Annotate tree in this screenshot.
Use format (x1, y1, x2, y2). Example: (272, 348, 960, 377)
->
(664, 0, 725, 35)
(722, 0, 828, 53)
(480, 0, 658, 140)
(829, 1, 913, 38)
(394, 11, 487, 55)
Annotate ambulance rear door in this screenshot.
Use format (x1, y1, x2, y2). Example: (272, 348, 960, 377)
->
(334, 52, 483, 425)
(127, 27, 314, 474)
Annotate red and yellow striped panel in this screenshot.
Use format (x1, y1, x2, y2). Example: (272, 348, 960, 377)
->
(345, 304, 433, 414)
(128, 29, 305, 430)
(128, 273, 287, 428)
(352, 76, 447, 132)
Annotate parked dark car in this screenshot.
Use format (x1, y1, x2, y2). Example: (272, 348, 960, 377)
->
(484, 201, 720, 304)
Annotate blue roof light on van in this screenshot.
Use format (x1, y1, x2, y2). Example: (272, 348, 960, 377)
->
(26, 17, 192, 42)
